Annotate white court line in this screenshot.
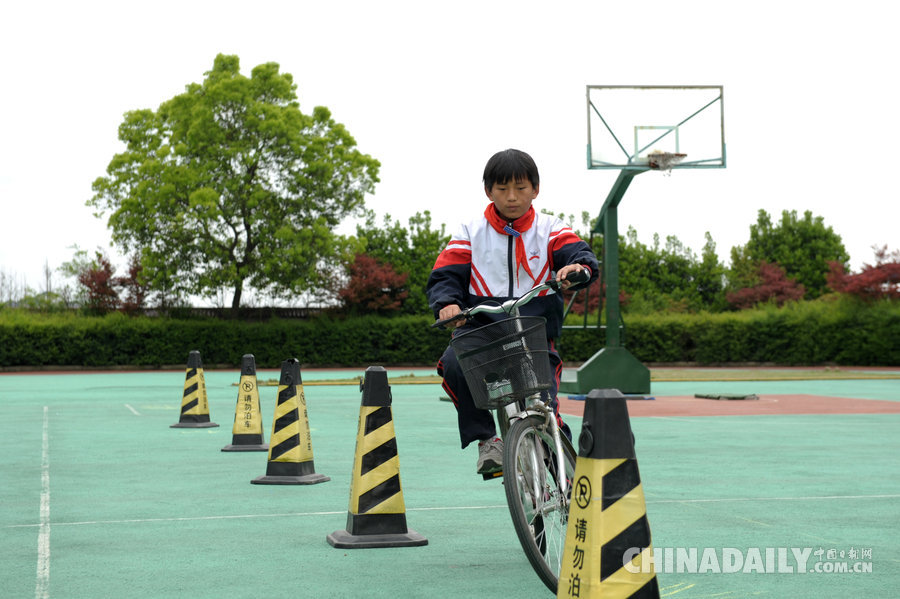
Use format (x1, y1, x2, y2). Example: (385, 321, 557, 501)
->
(35, 406, 50, 599)
(408, 505, 506, 512)
(647, 494, 900, 504)
(6, 505, 508, 529)
(124, 404, 141, 416)
(6, 494, 899, 530)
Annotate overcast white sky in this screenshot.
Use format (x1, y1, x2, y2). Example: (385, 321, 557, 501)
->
(1, 0, 896, 300)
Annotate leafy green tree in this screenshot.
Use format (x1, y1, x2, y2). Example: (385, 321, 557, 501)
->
(729, 209, 849, 299)
(354, 210, 448, 314)
(89, 54, 380, 309)
(616, 227, 726, 313)
(57, 246, 96, 308)
(695, 232, 728, 311)
(545, 214, 727, 314)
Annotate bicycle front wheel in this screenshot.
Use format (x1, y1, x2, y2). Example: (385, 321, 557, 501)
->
(504, 414, 576, 592)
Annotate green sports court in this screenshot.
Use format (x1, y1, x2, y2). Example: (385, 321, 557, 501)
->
(3, 367, 899, 598)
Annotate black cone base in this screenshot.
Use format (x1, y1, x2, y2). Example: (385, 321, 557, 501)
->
(171, 421, 219, 428)
(222, 443, 269, 452)
(326, 529, 428, 549)
(251, 472, 330, 485)
(251, 459, 328, 485)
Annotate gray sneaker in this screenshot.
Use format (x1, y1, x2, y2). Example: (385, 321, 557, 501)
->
(477, 437, 503, 474)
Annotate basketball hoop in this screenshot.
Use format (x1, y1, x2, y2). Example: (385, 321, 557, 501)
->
(647, 151, 687, 173)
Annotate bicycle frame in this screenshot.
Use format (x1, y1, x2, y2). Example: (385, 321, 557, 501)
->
(440, 277, 576, 494)
(497, 371, 569, 500)
(434, 271, 588, 591)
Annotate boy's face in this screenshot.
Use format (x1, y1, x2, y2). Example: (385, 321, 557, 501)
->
(485, 177, 539, 221)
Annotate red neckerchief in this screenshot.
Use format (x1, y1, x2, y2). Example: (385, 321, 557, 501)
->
(484, 204, 537, 286)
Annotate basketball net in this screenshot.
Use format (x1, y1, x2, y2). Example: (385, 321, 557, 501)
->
(647, 151, 687, 175)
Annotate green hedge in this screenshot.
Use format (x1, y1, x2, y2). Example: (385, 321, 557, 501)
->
(0, 311, 450, 369)
(1, 299, 898, 368)
(561, 299, 900, 365)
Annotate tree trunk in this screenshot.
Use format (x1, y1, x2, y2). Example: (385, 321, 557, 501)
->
(231, 281, 243, 312)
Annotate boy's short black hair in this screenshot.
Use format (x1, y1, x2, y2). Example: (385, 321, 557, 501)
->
(483, 149, 540, 189)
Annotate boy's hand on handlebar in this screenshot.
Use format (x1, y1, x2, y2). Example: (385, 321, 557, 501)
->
(556, 264, 589, 290)
(438, 304, 465, 328)
(433, 269, 588, 328)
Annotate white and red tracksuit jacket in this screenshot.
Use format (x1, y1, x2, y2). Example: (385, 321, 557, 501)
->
(426, 204, 599, 338)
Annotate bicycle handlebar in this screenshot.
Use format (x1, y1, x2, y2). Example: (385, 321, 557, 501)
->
(432, 267, 590, 329)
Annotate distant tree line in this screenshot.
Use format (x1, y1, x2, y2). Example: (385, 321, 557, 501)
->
(4, 207, 897, 318)
(553, 207, 896, 317)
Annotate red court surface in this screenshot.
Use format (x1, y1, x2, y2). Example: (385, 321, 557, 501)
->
(559, 394, 900, 418)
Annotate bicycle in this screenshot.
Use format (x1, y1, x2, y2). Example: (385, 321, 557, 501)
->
(433, 270, 589, 592)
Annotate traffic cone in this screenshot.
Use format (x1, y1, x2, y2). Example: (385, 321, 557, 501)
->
(222, 354, 268, 452)
(171, 350, 219, 428)
(327, 366, 427, 549)
(251, 359, 329, 485)
(558, 388, 659, 598)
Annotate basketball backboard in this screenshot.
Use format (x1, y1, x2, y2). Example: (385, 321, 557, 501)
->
(586, 85, 725, 170)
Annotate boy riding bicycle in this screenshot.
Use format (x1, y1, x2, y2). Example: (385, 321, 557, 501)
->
(426, 148, 599, 474)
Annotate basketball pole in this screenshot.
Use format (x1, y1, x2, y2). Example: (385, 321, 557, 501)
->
(563, 85, 725, 395)
(559, 168, 652, 395)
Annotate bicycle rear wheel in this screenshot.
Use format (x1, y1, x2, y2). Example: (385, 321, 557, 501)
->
(503, 414, 576, 592)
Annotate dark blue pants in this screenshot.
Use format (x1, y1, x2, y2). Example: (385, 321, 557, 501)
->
(437, 340, 570, 449)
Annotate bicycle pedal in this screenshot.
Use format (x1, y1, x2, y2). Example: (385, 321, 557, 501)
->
(481, 470, 503, 481)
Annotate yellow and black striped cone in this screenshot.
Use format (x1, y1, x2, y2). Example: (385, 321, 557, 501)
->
(171, 350, 219, 428)
(327, 366, 427, 549)
(222, 354, 268, 452)
(251, 358, 329, 485)
(558, 388, 660, 599)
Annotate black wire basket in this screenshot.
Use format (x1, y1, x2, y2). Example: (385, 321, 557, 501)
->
(450, 316, 552, 409)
